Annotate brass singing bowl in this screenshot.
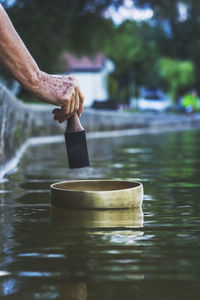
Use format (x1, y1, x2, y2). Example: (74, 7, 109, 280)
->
(51, 180, 143, 209)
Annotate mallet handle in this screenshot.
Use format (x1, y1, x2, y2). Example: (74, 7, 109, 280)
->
(66, 113, 84, 133)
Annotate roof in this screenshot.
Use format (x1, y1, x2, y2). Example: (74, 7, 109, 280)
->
(62, 53, 106, 72)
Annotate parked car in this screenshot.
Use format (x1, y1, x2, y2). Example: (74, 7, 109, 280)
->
(136, 89, 172, 112)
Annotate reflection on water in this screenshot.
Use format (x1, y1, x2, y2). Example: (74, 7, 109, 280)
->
(50, 207, 143, 228)
(0, 130, 200, 299)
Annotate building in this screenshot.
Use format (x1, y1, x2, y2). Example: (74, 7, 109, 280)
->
(62, 53, 114, 107)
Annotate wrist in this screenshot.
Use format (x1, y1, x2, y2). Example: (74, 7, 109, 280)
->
(23, 68, 41, 93)
(28, 71, 59, 105)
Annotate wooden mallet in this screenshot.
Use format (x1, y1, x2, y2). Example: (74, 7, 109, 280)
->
(64, 113, 89, 169)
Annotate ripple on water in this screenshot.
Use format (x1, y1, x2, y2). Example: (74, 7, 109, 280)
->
(121, 148, 151, 154)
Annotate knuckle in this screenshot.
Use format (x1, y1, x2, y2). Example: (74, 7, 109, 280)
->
(69, 75, 78, 84)
(72, 76, 79, 86)
(71, 75, 77, 81)
(69, 75, 75, 80)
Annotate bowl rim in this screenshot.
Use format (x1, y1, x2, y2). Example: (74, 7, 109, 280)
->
(50, 179, 142, 194)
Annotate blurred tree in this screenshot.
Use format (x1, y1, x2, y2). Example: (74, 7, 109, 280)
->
(134, 0, 200, 94)
(158, 58, 195, 101)
(105, 20, 161, 102)
(0, 0, 123, 73)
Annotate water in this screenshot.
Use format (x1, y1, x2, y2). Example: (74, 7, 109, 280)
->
(0, 129, 200, 300)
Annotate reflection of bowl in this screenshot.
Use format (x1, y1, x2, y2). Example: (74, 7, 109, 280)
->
(50, 206, 143, 229)
(51, 180, 143, 209)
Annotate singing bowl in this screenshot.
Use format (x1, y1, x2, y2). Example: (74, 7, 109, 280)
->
(51, 180, 143, 209)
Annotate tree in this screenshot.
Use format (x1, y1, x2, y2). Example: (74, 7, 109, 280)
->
(0, 0, 123, 74)
(105, 20, 161, 102)
(133, 0, 200, 94)
(158, 58, 195, 101)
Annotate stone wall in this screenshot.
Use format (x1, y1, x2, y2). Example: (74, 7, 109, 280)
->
(0, 84, 62, 169)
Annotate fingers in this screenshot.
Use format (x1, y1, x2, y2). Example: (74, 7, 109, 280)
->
(52, 108, 63, 122)
(52, 108, 61, 115)
(53, 75, 85, 121)
(61, 86, 73, 114)
(78, 87, 85, 103)
(52, 108, 73, 123)
(63, 87, 82, 115)
(61, 101, 70, 115)
(37, 73, 85, 118)
(69, 90, 75, 114)
(57, 114, 72, 123)
(75, 89, 79, 112)
(78, 89, 84, 117)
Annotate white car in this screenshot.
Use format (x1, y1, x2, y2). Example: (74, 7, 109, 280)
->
(135, 91, 172, 112)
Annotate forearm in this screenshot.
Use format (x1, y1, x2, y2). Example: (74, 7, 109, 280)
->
(0, 4, 84, 117)
(0, 4, 40, 91)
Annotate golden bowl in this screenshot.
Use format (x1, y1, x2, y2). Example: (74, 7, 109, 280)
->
(51, 180, 143, 209)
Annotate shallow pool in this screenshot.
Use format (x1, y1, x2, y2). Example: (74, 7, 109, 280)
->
(0, 129, 200, 299)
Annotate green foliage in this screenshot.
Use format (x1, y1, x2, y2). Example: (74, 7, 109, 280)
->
(0, 0, 122, 74)
(107, 75, 119, 99)
(158, 58, 195, 101)
(134, 0, 200, 94)
(104, 20, 161, 101)
(182, 93, 199, 111)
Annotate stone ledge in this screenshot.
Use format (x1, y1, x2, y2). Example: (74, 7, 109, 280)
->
(0, 84, 62, 169)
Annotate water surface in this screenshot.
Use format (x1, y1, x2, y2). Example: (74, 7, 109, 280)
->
(0, 129, 200, 299)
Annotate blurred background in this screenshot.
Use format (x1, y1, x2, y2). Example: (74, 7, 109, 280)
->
(1, 0, 200, 113)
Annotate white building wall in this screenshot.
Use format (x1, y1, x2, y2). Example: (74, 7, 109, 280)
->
(72, 72, 106, 107)
(67, 59, 114, 107)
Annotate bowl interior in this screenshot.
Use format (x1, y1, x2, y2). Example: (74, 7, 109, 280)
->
(51, 180, 140, 192)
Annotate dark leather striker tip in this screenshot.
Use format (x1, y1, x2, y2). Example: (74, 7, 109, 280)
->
(64, 130, 90, 169)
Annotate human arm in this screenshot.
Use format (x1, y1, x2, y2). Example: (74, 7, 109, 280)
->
(0, 4, 84, 121)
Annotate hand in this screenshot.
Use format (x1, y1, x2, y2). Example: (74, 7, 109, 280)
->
(52, 110, 73, 123)
(32, 72, 84, 122)
(0, 5, 84, 122)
